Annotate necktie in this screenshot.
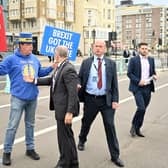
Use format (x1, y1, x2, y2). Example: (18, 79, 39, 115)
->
(52, 66, 59, 91)
(97, 58, 102, 89)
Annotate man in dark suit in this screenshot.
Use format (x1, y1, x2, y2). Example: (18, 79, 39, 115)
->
(127, 42, 157, 138)
(25, 46, 79, 168)
(77, 40, 124, 167)
(123, 47, 130, 63)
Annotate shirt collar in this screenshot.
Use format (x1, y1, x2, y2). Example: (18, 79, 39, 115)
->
(94, 55, 104, 61)
(140, 54, 148, 59)
(58, 59, 68, 68)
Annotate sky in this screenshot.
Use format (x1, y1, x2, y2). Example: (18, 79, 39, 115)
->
(115, 0, 168, 6)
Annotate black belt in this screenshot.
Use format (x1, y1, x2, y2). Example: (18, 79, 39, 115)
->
(86, 92, 106, 98)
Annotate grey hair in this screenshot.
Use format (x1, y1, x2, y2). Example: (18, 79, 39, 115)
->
(55, 46, 68, 58)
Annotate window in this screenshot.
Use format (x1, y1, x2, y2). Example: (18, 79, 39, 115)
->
(107, 9, 111, 19)
(107, 24, 111, 28)
(136, 23, 141, 28)
(126, 24, 132, 29)
(107, 0, 111, 4)
(88, 19, 91, 26)
(23, 21, 26, 28)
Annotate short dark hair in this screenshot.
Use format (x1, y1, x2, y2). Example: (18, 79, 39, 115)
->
(138, 42, 148, 48)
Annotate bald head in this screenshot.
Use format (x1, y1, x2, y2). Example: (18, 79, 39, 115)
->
(94, 40, 106, 47)
(93, 40, 106, 57)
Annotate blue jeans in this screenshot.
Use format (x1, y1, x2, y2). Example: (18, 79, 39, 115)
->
(4, 96, 37, 153)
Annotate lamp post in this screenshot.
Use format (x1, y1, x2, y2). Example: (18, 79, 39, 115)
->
(12, 33, 15, 51)
(151, 30, 155, 54)
(132, 39, 136, 49)
(92, 29, 96, 44)
(111, 31, 117, 60)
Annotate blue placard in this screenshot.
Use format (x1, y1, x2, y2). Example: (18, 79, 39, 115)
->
(40, 25, 81, 61)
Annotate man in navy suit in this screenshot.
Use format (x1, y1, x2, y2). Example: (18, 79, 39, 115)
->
(127, 42, 157, 137)
(77, 40, 124, 167)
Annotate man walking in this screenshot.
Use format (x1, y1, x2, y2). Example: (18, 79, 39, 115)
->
(127, 42, 157, 137)
(78, 40, 124, 167)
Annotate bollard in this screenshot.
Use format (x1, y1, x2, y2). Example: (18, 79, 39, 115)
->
(4, 74, 10, 94)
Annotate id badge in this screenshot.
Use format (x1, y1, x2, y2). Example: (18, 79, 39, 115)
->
(92, 76, 97, 82)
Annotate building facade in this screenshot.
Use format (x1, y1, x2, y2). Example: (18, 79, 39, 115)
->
(8, 0, 75, 53)
(116, 2, 168, 50)
(81, 0, 115, 55)
(0, 0, 9, 31)
(7, 0, 116, 55)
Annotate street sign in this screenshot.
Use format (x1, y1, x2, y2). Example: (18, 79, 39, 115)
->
(40, 25, 81, 61)
(0, 5, 7, 51)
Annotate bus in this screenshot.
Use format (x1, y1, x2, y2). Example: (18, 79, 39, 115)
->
(5, 32, 19, 51)
(5, 32, 38, 54)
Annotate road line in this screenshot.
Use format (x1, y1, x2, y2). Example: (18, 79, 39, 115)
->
(0, 82, 168, 150)
(0, 96, 49, 109)
(155, 83, 168, 90)
(118, 78, 128, 82)
(0, 81, 6, 84)
(0, 79, 128, 109)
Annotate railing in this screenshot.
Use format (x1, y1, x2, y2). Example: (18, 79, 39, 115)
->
(113, 53, 168, 75)
(1, 53, 168, 94)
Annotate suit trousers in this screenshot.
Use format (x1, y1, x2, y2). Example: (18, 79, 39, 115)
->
(132, 85, 151, 130)
(56, 120, 78, 167)
(79, 93, 120, 160)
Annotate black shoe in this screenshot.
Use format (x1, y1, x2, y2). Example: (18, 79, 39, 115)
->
(54, 165, 68, 168)
(2, 152, 11, 166)
(71, 166, 79, 168)
(26, 149, 40, 160)
(136, 130, 145, 137)
(111, 158, 124, 167)
(70, 162, 79, 168)
(130, 125, 136, 137)
(77, 141, 85, 151)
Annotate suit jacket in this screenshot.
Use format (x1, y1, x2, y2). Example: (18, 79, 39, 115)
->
(78, 56, 119, 107)
(37, 61, 79, 120)
(123, 50, 130, 58)
(127, 55, 156, 93)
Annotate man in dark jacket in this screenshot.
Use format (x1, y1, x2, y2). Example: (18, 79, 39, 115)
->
(77, 40, 124, 167)
(127, 42, 157, 137)
(123, 47, 130, 63)
(25, 46, 79, 168)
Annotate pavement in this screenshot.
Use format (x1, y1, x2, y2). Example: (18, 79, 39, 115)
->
(0, 71, 168, 168)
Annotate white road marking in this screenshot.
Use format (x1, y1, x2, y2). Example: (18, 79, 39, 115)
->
(0, 81, 6, 84)
(0, 82, 168, 150)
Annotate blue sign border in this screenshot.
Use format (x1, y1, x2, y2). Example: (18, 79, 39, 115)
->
(40, 25, 81, 61)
